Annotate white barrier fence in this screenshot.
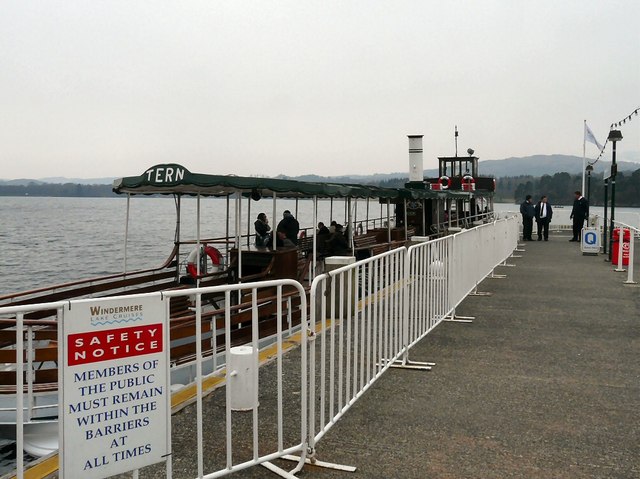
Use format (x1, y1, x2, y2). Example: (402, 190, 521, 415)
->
(307, 247, 407, 456)
(3, 216, 520, 478)
(303, 216, 520, 469)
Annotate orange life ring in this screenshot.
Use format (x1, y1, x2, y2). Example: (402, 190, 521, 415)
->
(187, 245, 222, 278)
(462, 175, 475, 191)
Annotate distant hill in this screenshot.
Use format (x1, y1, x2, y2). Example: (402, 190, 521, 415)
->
(0, 177, 116, 186)
(282, 154, 640, 184)
(2, 154, 639, 188)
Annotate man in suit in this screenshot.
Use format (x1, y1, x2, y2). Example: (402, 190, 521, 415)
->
(569, 191, 589, 242)
(520, 195, 535, 241)
(534, 195, 553, 241)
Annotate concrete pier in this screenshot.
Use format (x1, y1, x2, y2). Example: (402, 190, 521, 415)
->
(110, 231, 640, 478)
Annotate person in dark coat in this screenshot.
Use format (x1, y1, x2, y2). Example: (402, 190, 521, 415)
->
(519, 195, 535, 241)
(277, 210, 300, 245)
(254, 213, 271, 247)
(569, 191, 589, 242)
(534, 195, 553, 241)
(325, 224, 350, 256)
(317, 222, 330, 236)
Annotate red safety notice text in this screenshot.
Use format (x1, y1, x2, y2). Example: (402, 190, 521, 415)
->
(68, 324, 163, 366)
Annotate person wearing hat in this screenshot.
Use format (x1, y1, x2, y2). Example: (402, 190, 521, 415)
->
(277, 210, 300, 245)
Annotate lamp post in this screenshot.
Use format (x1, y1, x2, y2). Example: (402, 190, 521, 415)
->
(607, 129, 623, 261)
(603, 177, 608, 255)
(585, 164, 594, 204)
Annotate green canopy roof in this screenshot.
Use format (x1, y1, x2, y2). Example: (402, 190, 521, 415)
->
(113, 164, 421, 200)
(112, 164, 491, 201)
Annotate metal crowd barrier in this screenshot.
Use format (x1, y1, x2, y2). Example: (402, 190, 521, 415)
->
(3, 216, 521, 478)
(302, 216, 520, 471)
(306, 247, 407, 462)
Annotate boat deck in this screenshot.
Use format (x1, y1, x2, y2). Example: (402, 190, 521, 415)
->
(28, 230, 640, 479)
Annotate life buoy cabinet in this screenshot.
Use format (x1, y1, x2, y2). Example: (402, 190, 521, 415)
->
(462, 175, 476, 192)
(186, 244, 223, 278)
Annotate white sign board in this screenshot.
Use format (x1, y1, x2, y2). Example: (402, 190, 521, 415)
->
(581, 227, 600, 254)
(62, 295, 169, 479)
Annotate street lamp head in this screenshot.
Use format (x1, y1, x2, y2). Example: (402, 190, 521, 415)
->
(585, 164, 594, 172)
(607, 129, 623, 142)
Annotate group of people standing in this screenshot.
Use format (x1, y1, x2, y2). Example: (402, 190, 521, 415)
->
(520, 191, 589, 242)
(520, 194, 554, 241)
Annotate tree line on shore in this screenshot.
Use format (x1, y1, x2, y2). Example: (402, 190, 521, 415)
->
(0, 183, 114, 197)
(501, 169, 640, 206)
(3, 168, 640, 207)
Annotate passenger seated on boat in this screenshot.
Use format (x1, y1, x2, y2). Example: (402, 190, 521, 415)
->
(316, 222, 331, 255)
(317, 222, 330, 236)
(325, 224, 350, 256)
(254, 212, 271, 247)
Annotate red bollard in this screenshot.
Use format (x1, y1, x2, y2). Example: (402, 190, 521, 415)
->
(612, 227, 631, 266)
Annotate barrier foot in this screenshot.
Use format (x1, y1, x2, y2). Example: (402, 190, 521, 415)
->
(388, 359, 434, 371)
(510, 254, 523, 258)
(490, 272, 507, 279)
(623, 280, 638, 285)
(614, 268, 626, 272)
(281, 455, 357, 473)
(444, 314, 474, 323)
(262, 460, 302, 478)
(469, 290, 492, 296)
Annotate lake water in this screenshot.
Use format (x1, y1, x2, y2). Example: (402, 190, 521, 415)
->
(0, 196, 390, 295)
(2, 196, 640, 296)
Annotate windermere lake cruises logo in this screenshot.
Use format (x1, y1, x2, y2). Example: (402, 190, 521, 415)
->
(89, 303, 144, 326)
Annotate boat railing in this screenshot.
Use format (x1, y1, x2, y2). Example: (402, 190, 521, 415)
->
(0, 243, 183, 312)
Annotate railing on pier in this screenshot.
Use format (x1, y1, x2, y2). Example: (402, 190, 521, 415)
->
(3, 216, 521, 478)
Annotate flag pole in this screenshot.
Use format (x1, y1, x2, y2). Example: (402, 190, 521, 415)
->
(582, 120, 586, 195)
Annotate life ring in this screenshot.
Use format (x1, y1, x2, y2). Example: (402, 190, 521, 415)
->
(439, 175, 450, 190)
(462, 175, 475, 191)
(186, 245, 223, 278)
(492, 178, 497, 191)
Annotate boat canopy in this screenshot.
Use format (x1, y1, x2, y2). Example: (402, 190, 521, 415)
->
(113, 163, 448, 200)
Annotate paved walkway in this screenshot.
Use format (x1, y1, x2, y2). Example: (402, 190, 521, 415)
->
(121, 232, 640, 479)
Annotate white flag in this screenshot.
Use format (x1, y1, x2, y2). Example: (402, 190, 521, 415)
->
(585, 123, 603, 150)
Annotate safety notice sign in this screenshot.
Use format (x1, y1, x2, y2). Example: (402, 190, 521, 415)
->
(62, 295, 169, 479)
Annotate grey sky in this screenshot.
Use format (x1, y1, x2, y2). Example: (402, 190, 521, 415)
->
(1, 0, 639, 180)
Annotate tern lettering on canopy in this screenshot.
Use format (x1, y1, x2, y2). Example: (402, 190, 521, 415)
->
(143, 164, 188, 185)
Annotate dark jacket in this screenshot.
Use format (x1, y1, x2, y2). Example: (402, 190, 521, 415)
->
(534, 201, 553, 222)
(254, 219, 271, 247)
(325, 230, 350, 256)
(570, 196, 589, 220)
(520, 200, 535, 219)
(277, 215, 300, 245)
